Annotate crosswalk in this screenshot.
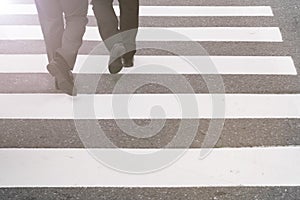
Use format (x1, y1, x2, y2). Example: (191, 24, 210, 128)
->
(1, 94, 300, 119)
(0, 4, 275, 16)
(0, 55, 296, 74)
(1, 147, 300, 187)
(0, 26, 283, 42)
(0, 0, 299, 198)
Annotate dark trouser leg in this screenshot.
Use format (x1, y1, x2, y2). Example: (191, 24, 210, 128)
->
(57, 0, 88, 70)
(119, 0, 139, 59)
(34, 0, 64, 63)
(92, 0, 123, 51)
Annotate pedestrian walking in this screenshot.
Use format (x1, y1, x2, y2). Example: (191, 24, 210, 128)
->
(35, 0, 89, 96)
(92, 0, 139, 74)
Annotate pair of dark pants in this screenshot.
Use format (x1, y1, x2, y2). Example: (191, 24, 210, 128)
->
(35, 0, 88, 70)
(92, 0, 139, 59)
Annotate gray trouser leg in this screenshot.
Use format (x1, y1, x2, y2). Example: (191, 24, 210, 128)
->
(35, 0, 88, 70)
(34, 0, 64, 64)
(57, 0, 88, 69)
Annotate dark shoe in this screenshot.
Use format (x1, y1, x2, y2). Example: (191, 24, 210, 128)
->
(55, 72, 74, 90)
(47, 61, 77, 96)
(108, 43, 126, 74)
(122, 57, 134, 68)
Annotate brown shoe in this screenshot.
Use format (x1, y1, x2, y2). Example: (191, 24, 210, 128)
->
(47, 61, 77, 96)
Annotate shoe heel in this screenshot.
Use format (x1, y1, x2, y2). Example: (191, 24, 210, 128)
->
(47, 63, 60, 77)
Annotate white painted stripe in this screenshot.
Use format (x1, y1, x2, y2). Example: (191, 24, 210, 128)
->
(0, 94, 300, 119)
(0, 147, 299, 187)
(0, 4, 274, 16)
(0, 25, 283, 42)
(0, 55, 296, 75)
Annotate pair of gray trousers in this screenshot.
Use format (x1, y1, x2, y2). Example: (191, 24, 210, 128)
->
(35, 0, 88, 70)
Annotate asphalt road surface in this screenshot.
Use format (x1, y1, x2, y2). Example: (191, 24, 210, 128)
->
(0, 0, 300, 199)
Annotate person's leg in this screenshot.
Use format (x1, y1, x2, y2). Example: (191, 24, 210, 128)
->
(35, 0, 74, 95)
(34, 0, 64, 63)
(92, 0, 122, 51)
(119, 0, 139, 59)
(58, 0, 89, 70)
(92, 0, 126, 74)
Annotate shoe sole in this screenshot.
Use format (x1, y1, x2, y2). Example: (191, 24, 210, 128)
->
(123, 63, 134, 68)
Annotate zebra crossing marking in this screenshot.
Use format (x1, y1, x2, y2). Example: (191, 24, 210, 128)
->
(0, 147, 299, 187)
(0, 0, 299, 191)
(0, 94, 300, 119)
(0, 4, 274, 16)
(0, 55, 296, 75)
(0, 25, 283, 42)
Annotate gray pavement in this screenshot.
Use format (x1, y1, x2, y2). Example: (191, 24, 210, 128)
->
(0, 0, 300, 199)
(0, 119, 300, 148)
(1, 187, 300, 200)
